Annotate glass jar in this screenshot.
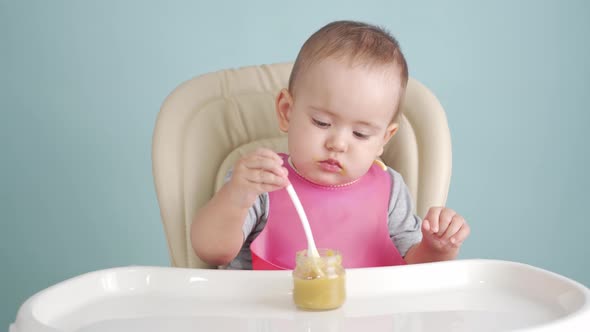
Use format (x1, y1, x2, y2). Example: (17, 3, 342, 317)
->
(292, 249, 346, 310)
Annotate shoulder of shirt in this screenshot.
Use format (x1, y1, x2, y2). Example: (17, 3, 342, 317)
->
(385, 165, 404, 182)
(374, 160, 403, 181)
(385, 165, 408, 205)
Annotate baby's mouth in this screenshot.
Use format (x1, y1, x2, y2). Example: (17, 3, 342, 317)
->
(324, 159, 341, 167)
(318, 159, 344, 173)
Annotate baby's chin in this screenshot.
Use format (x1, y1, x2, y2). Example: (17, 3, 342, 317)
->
(290, 159, 359, 186)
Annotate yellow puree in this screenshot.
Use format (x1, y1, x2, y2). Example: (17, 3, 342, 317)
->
(293, 274, 346, 310)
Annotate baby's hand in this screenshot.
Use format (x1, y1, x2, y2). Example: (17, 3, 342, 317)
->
(421, 207, 470, 254)
(228, 148, 289, 208)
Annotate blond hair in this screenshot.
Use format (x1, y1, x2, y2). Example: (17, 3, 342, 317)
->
(289, 20, 409, 121)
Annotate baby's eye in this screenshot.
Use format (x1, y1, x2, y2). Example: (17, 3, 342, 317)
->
(353, 131, 370, 139)
(312, 118, 330, 128)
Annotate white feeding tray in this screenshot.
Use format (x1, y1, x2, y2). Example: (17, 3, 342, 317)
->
(10, 259, 589, 332)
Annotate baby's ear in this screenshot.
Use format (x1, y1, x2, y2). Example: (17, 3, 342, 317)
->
(378, 122, 399, 156)
(275, 89, 293, 132)
(383, 122, 399, 143)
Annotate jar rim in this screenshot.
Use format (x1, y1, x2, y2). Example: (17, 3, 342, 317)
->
(295, 249, 342, 265)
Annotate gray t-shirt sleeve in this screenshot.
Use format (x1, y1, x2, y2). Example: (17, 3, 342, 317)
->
(387, 167, 423, 257)
(221, 168, 267, 270)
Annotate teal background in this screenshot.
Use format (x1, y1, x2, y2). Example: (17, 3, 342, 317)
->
(1, 0, 589, 328)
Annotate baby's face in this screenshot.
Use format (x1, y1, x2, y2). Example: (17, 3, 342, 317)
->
(281, 58, 402, 186)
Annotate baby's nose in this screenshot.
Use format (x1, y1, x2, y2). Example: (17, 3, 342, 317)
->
(326, 133, 348, 152)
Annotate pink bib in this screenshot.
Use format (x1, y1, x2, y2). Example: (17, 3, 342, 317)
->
(250, 154, 406, 269)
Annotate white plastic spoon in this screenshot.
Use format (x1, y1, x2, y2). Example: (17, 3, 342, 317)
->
(286, 184, 324, 276)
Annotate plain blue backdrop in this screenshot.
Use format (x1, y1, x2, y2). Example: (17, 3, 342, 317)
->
(1, 0, 589, 329)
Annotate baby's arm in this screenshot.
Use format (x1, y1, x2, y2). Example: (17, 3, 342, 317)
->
(404, 207, 470, 263)
(386, 168, 470, 264)
(191, 148, 288, 266)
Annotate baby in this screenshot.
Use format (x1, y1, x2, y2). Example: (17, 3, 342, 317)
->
(191, 20, 470, 269)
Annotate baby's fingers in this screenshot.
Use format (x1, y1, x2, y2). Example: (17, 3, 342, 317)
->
(242, 156, 287, 178)
(423, 207, 443, 233)
(440, 215, 465, 241)
(436, 208, 456, 236)
(450, 223, 470, 246)
(422, 219, 431, 232)
(250, 148, 283, 163)
(257, 182, 289, 194)
(245, 169, 288, 187)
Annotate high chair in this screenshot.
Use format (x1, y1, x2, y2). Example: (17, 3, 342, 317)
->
(152, 62, 452, 268)
(12, 66, 589, 330)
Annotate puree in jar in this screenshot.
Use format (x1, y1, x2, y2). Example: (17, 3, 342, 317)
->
(292, 249, 346, 310)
